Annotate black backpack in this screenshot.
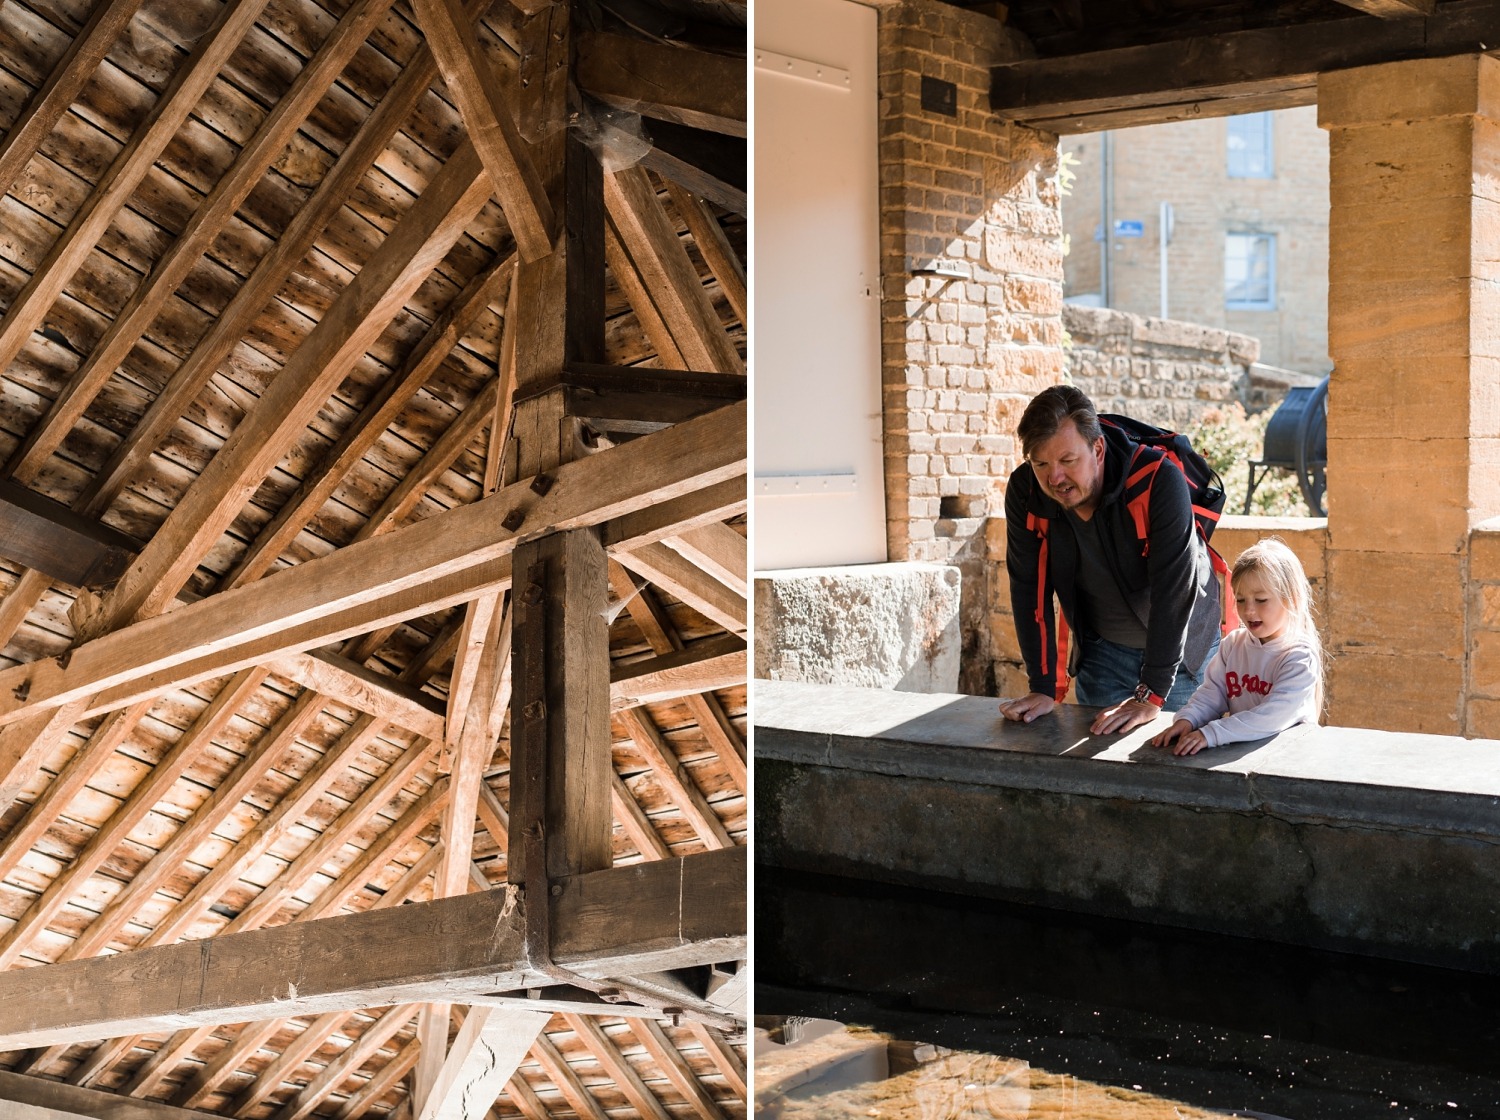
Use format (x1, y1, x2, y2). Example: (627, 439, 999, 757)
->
(1100, 414, 1227, 548)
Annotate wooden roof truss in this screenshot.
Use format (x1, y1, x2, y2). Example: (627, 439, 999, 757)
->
(0, 0, 747, 1116)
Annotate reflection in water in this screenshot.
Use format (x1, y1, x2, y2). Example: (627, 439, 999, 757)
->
(755, 1017, 1283, 1120)
(757, 871, 1500, 1119)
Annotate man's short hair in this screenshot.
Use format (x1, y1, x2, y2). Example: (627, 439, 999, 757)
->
(1018, 385, 1103, 460)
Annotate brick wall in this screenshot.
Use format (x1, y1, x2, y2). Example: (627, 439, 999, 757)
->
(1063, 304, 1260, 428)
(877, 0, 1066, 691)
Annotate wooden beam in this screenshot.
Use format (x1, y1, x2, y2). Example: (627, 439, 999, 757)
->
(0, 0, 271, 387)
(412, 0, 554, 260)
(509, 530, 613, 882)
(663, 524, 746, 597)
(415, 1008, 550, 1120)
(985, 5, 1500, 132)
(560, 1016, 671, 1120)
(528, 1036, 608, 1120)
(629, 1018, 728, 1120)
(612, 570, 746, 794)
(577, 32, 746, 138)
(687, 1024, 745, 1100)
(271, 651, 447, 741)
(0, 0, 146, 202)
(638, 120, 745, 216)
(664, 183, 746, 328)
(0, 402, 745, 732)
(329, 1036, 422, 1120)
(271, 1004, 424, 1120)
(613, 543, 746, 633)
(604, 165, 744, 374)
(612, 770, 671, 861)
(224, 253, 515, 591)
(617, 707, 731, 848)
(96, 138, 494, 630)
(0, 480, 139, 588)
(0, 849, 744, 1047)
(4, 0, 399, 484)
(1332, 0, 1435, 14)
(0, 1069, 220, 1119)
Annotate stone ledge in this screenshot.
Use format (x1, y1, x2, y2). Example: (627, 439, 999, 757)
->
(756, 679, 1500, 973)
(755, 680, 1500, 838)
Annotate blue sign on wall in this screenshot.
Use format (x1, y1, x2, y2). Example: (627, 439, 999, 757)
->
(1114, 219, 1145, 239)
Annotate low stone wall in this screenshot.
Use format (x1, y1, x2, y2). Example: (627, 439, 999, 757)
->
(753, 562, 962, 694)
(757, 678, 1500, 974)
(1063, 304, 1261, 427)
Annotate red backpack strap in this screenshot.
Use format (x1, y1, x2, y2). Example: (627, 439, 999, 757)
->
(1122, 446, 1163, 554)
(1025, 511, 1070, 700)
(1210, 543, 1239, 634)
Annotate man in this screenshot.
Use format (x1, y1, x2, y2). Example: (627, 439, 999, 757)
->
(999, 385, 1220, 735)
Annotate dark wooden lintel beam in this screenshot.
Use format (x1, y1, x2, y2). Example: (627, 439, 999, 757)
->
(0, 1068, 221, 1118)
(513, 365, 746, 434)
(0, 479, 140, 588)
(991, 1, 1500, 133)
(578, 30, 746, 138)
(638, 118, 745, 215)
(1333, 0, 1436, 16)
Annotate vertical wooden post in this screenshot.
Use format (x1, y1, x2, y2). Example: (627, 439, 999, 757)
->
(508, 0, 611, 885)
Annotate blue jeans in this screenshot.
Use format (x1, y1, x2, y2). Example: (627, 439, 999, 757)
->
(1073, 633, 1218, 710)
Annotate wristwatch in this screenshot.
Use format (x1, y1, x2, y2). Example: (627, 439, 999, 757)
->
(1132, 683, 1165, 707)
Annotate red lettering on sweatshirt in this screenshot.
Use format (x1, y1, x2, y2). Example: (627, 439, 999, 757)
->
(1225, 671, 1273, 700)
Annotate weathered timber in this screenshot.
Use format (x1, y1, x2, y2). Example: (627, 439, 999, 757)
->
(614, 542, 746, 633)
(414, 1007, 549, 1120)
(639, 119, 746, 215)
(0, 479, 140, 588)
(988, 2, 1500, 132)
(577, 32, 746, 138)
(270, 650, 447, 741)
(412, 0, 554, 260)
(609, 635, 747, 711)
(509, 530, 614, 883)
(0, 1069, 220, 1119)
(0, 402, 745, 727)
(1334, 0, 1434, 14)
(0, 848, 746, 1047)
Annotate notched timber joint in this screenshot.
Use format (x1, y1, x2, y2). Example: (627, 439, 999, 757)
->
(513, 558, 737, 1030)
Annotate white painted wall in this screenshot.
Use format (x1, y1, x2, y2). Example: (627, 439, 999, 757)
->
(754, 0, 887, 570)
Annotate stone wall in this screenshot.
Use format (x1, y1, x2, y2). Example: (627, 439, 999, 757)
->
(1062, 304, 1261, 428)
(876, 0, 1066, 691)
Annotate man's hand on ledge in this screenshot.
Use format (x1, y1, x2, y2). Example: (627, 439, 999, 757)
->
(1091, 697, 1162, 736)
(999, 692, 1055, 723)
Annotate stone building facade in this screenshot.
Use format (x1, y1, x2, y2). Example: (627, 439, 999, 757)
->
(1061, 108, 1331, 377)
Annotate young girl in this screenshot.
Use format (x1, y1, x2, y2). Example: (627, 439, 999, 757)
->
(1149, 538, 1323, 756)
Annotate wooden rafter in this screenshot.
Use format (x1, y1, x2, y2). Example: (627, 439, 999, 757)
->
(577, 32, 747, 138)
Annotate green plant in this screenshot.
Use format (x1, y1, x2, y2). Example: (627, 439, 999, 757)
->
(1188, 402, 1311, 517)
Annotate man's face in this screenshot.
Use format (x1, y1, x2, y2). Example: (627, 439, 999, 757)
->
(1027, 420, 1105, 516)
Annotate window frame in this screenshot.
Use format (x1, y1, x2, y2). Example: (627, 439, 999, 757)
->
(1224, 231, 1277, 311)
(1227, 112, 1275, 179)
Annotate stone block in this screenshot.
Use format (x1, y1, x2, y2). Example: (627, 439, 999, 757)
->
(1324, 356, 1468, 441)
(1325, 435, 1471, 554)
(1464, 696, 1500, 739)
(1470, 520, 1500, 579)
(1327, 118, 1476, 206)
(1213, 518, 1329, 581)
(1325, 650, 1462, 735)
(1470, 629, 1500, 696)
(1318, 54, 1500, 130)
(1328, 197, 1472, 284)
(1327, 550, 1465, 659)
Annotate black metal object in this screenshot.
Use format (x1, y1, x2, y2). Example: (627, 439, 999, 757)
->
(1243, 375, 1328, 516)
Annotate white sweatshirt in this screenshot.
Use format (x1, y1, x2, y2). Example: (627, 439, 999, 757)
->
(1173, 626, 1320, 747)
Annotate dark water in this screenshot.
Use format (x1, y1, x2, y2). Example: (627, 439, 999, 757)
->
(757, 869, 1500, 1119)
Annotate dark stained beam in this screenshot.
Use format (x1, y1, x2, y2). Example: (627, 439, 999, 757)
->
(515, 363, 746, 434)
(990, 1, 1500, 133)
(639, 119, 746, 215)
(1333, 0, 1435, 15)
(0, 848, 745, 1049)
(0, 1069, 220, 1119)
(0, 480, 140, 588)
(578, 31, 746, 137)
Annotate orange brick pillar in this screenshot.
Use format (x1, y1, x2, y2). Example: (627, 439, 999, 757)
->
(1319, 56, 1500, 733)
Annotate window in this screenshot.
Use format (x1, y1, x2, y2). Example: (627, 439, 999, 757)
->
(1225, 233, 1275, 309)
(1227, 113, 1274, 178)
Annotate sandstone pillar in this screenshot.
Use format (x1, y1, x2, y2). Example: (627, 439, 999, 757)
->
(1320, 56, 1500, 733)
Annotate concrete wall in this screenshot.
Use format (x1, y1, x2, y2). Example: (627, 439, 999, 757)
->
(1061, 107, 1330, 377)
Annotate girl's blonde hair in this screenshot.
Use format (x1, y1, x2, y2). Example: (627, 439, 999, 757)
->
(1231, 537, 1325, 713)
